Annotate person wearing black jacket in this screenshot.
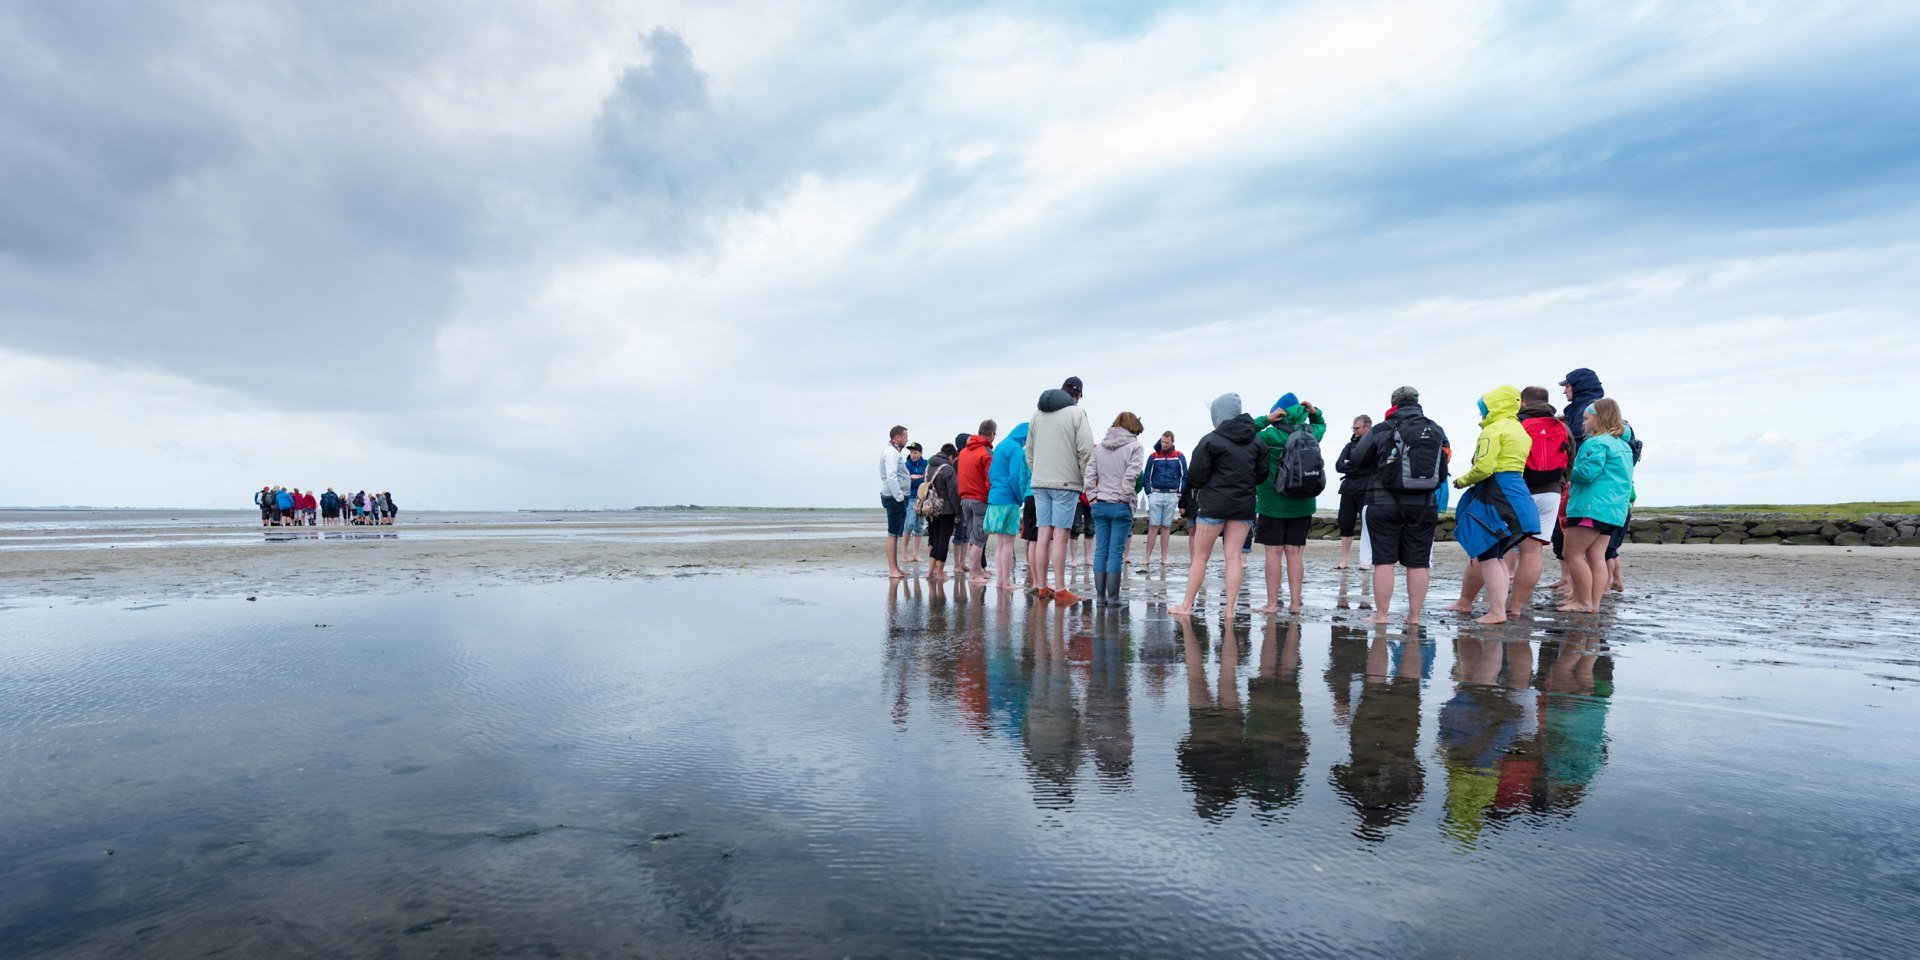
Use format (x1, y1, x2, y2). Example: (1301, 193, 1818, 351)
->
(922, 443, 963, 581)
(1334, 414, 1373, 570)
(1343, 387, 1449, 625)
(1170, 393, 1268, 618)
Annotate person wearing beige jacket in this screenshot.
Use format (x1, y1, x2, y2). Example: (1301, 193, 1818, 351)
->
(1026, 377, 1096, 603)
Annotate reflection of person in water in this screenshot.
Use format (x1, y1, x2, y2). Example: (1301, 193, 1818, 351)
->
(1020, 602, 1084, 808)
(886, 577, 924, 727)
(1535, 630, 1612, 812)
(953, 582, 991, 734)
(1242, 618, 1309, 816)
(1176, 615, 1245, 821)
(1081, 609, 1134, 787)
(1329, 631, 1427, 841)
(985, 588, 1029, 743)
(1325, 625, 1372, 727)
(1437, 638, 1535, 846)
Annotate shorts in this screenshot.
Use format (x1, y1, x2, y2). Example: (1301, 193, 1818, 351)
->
(1021, 496, 1039, 542)
(962, 500, 989, 545)
(984, 503, 1021, 537)
(1072, 500, 1094, 538)
(1337, 491, 1363, 537)
(1529, 492, 1561, 544)
(1194, 516, 1228, 527)
(1365, 499, 1438, 569)
(1566, 516, 1621, 536)
(1032, 488, 1079, 529)
(1606, 512, 1629, 560)
(1475, 539, 1519, 562)
(882, 496, 908, 537)
(1255, 515, 1310, 547)
(904, 504, 925, 535)
(1147, 491, 1180, 527)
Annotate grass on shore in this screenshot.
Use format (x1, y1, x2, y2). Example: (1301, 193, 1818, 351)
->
(1639, 502, 1920, 519)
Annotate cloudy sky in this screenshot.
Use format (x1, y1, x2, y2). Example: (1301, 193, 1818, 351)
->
(3, 0, 1916, 510)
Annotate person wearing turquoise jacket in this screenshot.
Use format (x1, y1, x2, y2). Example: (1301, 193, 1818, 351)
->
(1251, 396, 1326, 615)
(1444, 385, 1541, 625)
(986, 423, 1032, 591)
(1561, 399, 1635, 614)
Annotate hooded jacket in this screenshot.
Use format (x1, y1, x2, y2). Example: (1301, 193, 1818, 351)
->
(1187, 412, 1267, 522)
(1345, 402, 1451, 508)
(1568, 431, 1634, 526)
(924, 452, 962, 517)
(1254, 404, 1328, 519)
(1142, 441, 1187, 493)
(1563, 368, 1604, 447)
(988, 423, 1032, 506)
(1026, 388, 1095, 491)
(1084, 426, 1146, 504)
(1518, 400, 1573, 493)
(957, 434, 994, 502)
(1455, 386, 1529, 488)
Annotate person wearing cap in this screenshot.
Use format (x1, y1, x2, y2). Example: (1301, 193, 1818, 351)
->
(879, 424, 912, 580)
(902, 442, 928, 563)
(1026, 376, 1096, 604)
(1342, 387, 1451, 625)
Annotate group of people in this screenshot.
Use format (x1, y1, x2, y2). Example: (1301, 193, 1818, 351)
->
(878, 367, 1637, 625)
(252, 486, 399, 526)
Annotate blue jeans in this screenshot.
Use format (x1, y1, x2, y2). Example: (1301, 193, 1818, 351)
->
(1091, 501, 1133, 574)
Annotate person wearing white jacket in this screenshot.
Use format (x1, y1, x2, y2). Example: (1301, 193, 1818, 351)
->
(1084, 412, 1147, 606)
(1026, 377, 1096, 603)
(879, 425, 911, 579)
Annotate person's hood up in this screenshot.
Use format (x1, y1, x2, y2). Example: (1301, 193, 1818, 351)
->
(1517, 400, 1558, 420)
(1008, 422, 1030, 445)
(1563, 367, 1603, 399)
(1270, 392, 1298, 415)
(1478, 385, 1522, 427)
(1209, 393, 1242, 428)
(1037, 388, 1076, 413)
(1099, 425, 1136, 450)
(964, 434, 992, 451)
(1275, 403, 1311, 427)
(1215, 413, 1258, 444)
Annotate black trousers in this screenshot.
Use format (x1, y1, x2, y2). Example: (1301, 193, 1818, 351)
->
(1337, 491, 1364, 537)
(928, 514, 956, 563)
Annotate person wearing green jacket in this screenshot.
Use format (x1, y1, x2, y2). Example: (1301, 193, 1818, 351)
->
(1252, 397, 1326, 615)
(1561, 398, 1635, 614)
(1442, 385, 1540, 625)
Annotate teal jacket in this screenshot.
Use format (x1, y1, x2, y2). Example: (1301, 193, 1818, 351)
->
(1567, 431, 1634, 526)
(1253, 404, 1327, 520)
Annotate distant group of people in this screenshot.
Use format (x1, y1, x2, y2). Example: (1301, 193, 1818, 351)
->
(253, 486, 398, 526)
(878, 368, 1638, 624)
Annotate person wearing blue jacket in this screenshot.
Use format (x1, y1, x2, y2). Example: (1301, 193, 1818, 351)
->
(1139, 432, 1187, 574)
(986, 423, 1032, 591)
(1561, 399, 1635, 614)
(274, 487, 295, 527)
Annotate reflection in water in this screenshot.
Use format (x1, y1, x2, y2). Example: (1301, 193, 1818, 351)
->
(881, 588, 1613, 838)
(1328, 627, 1427, 842)
(1438, 630, 1613, 845)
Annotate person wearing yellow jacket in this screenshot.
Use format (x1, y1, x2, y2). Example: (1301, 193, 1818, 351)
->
(1443, 385, 1541, 624)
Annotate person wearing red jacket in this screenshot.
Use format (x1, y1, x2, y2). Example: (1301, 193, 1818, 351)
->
(956, 421, 997, 584)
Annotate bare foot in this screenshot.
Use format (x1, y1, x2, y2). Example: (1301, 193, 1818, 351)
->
(1333, 563, 1348, 570)
(1364, 613, 1391, 624)
(1506, 606, 1523, 618)
(1403, 615, 1421, 626)
(1440, 602, 1472, 614)
(1474, 612, 1508, 625)
(1168, 605, 1192, 617)
(1610, 582, 1625, 593)
(1253, 603, 1278, 614)
(1288, 603, 1302, 615)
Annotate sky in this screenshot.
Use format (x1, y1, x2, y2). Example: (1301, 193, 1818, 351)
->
(3, 0, 1917, 510)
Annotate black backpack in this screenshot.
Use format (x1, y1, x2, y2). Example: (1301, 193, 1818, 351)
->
(1275, 425, 1326, 498)
(1381, 418, 1446, 493)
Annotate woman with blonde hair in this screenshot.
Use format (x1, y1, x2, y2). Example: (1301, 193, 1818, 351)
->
(1560, 398, 1634, 613)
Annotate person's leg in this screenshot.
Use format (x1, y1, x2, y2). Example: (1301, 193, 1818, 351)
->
(1406, 566, 1430, 624)
(1511, 539, 1544, 616)
(928, 515, 951, 579)
(994, 533, 1016, 589)
(1586, 535, 1613, 611)
(1257, 543, 1283, 614)
(1476, 552, 1511, 624)
(1558, 526, 1598, 612)
(1357, 506, 1373, 571)
(1222, 520, 1250, 609)
(1284, 544, 1305, 614)
(1405, 507, 1437, 624)
(1171, 522, 1222, 615)
(1368, 564, 1396, 623)
(884, 497, 906, 578)
(1607, 556, 1624, 593)
(1445, 561, 1483, 613)
(1364, 505, 1397, 623)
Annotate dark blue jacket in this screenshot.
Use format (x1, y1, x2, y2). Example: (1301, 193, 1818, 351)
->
(1144, 442, 1187, 493)
(1563, 368, 1604, 447)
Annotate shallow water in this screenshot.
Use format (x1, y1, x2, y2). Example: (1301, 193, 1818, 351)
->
(3, 574, 1918, 957)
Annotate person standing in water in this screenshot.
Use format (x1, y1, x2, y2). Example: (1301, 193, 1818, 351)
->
(1444, 385, 1540, 625)
(1140, 431, 1187, 574)
(1084, 411, 1147, 606)
(1253, 395, 1327, 615)
(879, 425, 912, 579)
(1343, 386, 1450, 626)
(1334, 415, 1372, 570)
(1170, 394, 1266, 618)
(957, 423, 997, 584)
(1561, 399, 1635, 614)
(922, 442, 962, 582)
(902, 442, 927, 564)
(1026, 377, 1095, 604)
(986, 422, 1032, 591)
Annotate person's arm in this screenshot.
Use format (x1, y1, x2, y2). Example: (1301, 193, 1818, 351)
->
(1455, 431, 1495, 488)
(1084, 445, 1103, 497)
(1076, 411, 1095, 470)
(1347, 430, 1380, 472)
(1252, 439, 1270, 485)
(1124, 443, 1145, 492)
(1307, 405, 1326, 441)
(1570, 440, 1607, 484)
(1187, 440, 1214, 489)
(881, 450, 904, 501)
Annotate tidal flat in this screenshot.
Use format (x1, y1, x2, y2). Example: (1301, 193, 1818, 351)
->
(3, 512, 1919, 957)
